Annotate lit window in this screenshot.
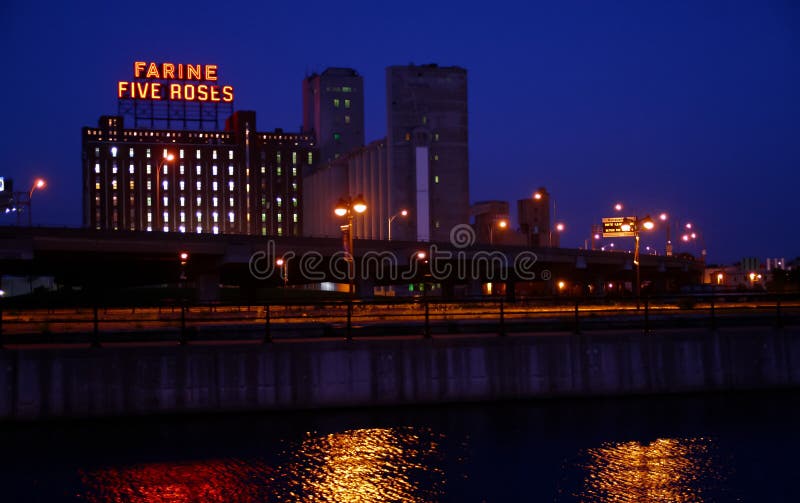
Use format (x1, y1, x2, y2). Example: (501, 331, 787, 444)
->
(228, 211, 234, 223)
(196, 165, 201, 175)
(307, 152, 313, 164)
(196, 150, 201, 160)
(292, 167, 297, 176)
(163, 211, 169, 223)
(276, 197, 282, 207)
(163, 225, 169, 232)
(292, 197, 298, 207)
(112, 165, 118, 174)
(260, 166, 266, 174)
(292, 182, 297, 191)
(277, 167, 282, 176)
(94, 163, 100, 174)
(146, 148, 151, 158)
(212, 165, 218, 176)
(434, 133, 440, 141)
(147, 196, 152, 207)
(196, 181, 201, 190)
(179, 180, 185, 191)
(163, 148, 169, 159)
(333, 98, 340, 108)
(180, 196, 185, 207)
(228, 165, 234, 176)
(228, 150, 234, 160)
(129, 180, 135, 190)
(422, 115, 427, 124)
(212, 211, 218, 222)
(228, 181, 234, 191)
(147, 212, 152, 222)
(196, 225, 202, 233)
(213, 197, 218, 207)
(276, 152, 281, 163)
(145, 180, 151, 191)
(246, 183, 250, 193)
(261, 212, 266, 222)
(146, 164, 152, 175)
(111, 179, 117, 190)
(277, 227, 283, 236)
(229, 197, 234, 207)
(292, 152, 297, 164)
(435, 220, 440, 229)
(179, 165, 185, 175)
(212, 225, 219, 234)
(162, 180, 168, 191)
(196, 196, 201, 205)
(180, 212, 186, 223)
(179, 149, 185, 159)
(95, 181, 101, 190)
(163, 196, 168, 206)
(128, 147, 134, 157)
(94, 147, 100, 156)
(212, 181, 218, 191)
(333, 132, 341, 142)
(342, 86, 352, 92)
(344, 99, 351, 109)
(433, 154, 439, 161)
(213, 150, 218, 160)
(435, 175, 440, 184)
(179, 225, 186, 233)
(129, 164, 134, 174)
(196, 211, 202, 221)
(293, 213, 298, 223)
(111, 146, 117, 157)
(345, 115, 351, 124)
(277, 213, 282, 223)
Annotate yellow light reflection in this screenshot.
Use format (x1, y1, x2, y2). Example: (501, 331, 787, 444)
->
(273, 427, 445, 502)
(577, 437, 721, 502)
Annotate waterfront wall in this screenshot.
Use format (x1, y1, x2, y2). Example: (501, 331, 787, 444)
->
(1, 327, 799, 420)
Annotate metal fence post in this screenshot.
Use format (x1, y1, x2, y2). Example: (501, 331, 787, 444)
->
(264, 304, 272, 343)
(424, 299, 431, 339)
(574, 300, 581, 334)
(498, 299, 506, 336)
(346, 300, 353, 341)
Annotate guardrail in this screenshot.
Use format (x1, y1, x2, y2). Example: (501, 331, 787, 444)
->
(0, 293, 797, 347)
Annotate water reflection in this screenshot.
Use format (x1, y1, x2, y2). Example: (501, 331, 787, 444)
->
(270, 426, 446, 502)
(78, 459, 275, 502)
(571, 437, 728, 502)
(77, 426, 445, 502)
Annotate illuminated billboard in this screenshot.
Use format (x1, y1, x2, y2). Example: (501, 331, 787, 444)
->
(117, 62, 234, 103)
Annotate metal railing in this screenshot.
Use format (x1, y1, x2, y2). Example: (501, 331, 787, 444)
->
(0, 292, 797, 347)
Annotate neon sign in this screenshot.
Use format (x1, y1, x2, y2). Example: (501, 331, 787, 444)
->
(117, 62, 234, 103)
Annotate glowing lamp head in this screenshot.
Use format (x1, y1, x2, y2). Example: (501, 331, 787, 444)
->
(352, 195, 367, 214)
(659, 213, 668, 221)
(276, 258, 284, 267)
(334, 198, 348, 217)
(682, 234, 690, 242)
(749, 272, 756, 281)
(641, 216, 655, 231)
(416, 251, 427, 260)
(717, 273, 724, 281)
(685, 222, 693, 229)
(556, 222, 565, 232)
(690, 232, 697, 239)
(35, 179, 46, 189)
(400, 209, 408, 217)
(533, 192, 542, 200)
(594, 233, 601, 240)
(557, 281, 566, 290)
(614, 203, 623, 211)
(166, 153, 175, 161)
(498, 219, 508, 229)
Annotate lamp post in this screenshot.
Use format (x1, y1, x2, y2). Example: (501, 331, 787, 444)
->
(154, 152, 175, 232)
(680, 223, 707, 262)
(488, 218, 508, 245)
(620, 215, 655, 308)
(276, 258, 288, 289)
(334, 195, 367, 295)
(15, 178, 46, 226)
(387, 209, 408, 241)
(659, 212, 672, 256)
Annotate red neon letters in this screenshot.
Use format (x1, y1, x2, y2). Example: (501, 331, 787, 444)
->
(118, 62, 234, 102)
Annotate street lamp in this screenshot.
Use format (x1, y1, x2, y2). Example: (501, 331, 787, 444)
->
(489, 218, 508, 245)
(154, 152, 175, 232)
(623, 215, 655, 308)
(334, 194, 367, 295)
(15, 178, 47, 226)
(276, 257, 288, 289)
(387, 209, 408, 241)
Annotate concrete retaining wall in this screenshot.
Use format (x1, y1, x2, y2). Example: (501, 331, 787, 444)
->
(1, 327, 799, 420)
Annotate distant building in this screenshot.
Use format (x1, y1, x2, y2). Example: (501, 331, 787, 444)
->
(82, 112, 316, 236)
(386, 64, 470, 242)
(303, 139, 388, 239)
(304, 63, 471, 242)
(472, 200, 511, 245)
(518, 187, 552, 247)
(302, 68, 365, 164)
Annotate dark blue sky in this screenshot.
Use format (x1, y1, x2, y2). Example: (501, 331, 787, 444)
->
(1, 0, 797, 264)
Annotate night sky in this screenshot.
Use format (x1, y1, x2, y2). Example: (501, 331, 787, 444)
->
(1, 0, 797, 264)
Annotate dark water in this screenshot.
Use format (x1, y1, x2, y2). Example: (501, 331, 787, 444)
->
(2, 391, 798, 502)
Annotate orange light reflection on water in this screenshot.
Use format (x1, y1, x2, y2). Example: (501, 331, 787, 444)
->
(578, 437, 722, 502)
